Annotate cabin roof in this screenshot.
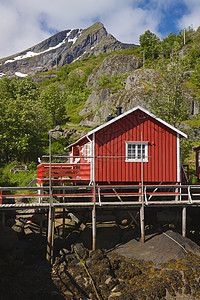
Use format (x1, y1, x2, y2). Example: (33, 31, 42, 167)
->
(66, 106, 187, 149)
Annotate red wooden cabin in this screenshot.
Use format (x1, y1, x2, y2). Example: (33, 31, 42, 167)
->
(37, 106, 187, 186)
(194, 146, 200, 181)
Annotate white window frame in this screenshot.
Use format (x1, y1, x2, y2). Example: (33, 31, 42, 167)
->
(125, 141, 148, 162)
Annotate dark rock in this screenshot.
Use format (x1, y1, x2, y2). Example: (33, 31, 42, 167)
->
(90, 249, 105, 261)
(105, 277, 119, 290)
(85, 258, 92, 268)
(12, 219, 26, 238)
(72, 242, 87, 259)
(59, 248, 70, 257)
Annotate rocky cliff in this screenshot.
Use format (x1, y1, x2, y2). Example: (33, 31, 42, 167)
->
(78, 55, 155, 126)
(0, 22, 134, 77)
(78, 53, 199, 127)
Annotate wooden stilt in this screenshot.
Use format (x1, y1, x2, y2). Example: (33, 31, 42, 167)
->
(62, 208, 65, 238)
(46, 205, 55, 264)
(45, 209, 48, 240)
(92, 132, 96, 251)
(140, 205, 145, 244)
(92, 204, 96, 251)
(38, 183, 43, 234)
(1, 211, 5, 231)
(39, 210, 43, 235)
(182, 206, 186, 238)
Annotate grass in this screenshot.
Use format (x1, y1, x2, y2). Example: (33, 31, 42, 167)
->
(0, 162, 37, 187)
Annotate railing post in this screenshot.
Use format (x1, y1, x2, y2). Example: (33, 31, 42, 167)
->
(175, 183, 179, 201)
(188, 186, 192, 203)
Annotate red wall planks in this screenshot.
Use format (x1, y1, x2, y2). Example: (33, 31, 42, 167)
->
(95, 110, 178, 183)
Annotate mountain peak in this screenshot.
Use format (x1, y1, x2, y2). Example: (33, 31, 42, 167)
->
(0, 23, 134, 77)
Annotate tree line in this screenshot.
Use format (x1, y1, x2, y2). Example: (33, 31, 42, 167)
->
(0, 69, 91, 163)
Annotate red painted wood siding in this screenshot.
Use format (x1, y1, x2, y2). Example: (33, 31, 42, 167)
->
(95, 110, 177, 183)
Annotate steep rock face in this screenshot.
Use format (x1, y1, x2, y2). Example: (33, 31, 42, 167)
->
(79, 88, 149, 127)
(80, 63, 199, 127)
(125, 68, 156, 90)
(86, 54, 142, 89)
(0, 22, 134, 77)
(79, 66, 153, 126)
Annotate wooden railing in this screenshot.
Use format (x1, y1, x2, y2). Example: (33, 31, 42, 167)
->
(0, 184, 200, 208)
(37, 163, 91, 184)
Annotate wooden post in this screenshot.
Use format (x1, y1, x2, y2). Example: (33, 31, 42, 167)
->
(140, 205, 145, 243)
(62, 208, 65, 238)
(182, 206, 186, 238)
(40, 210, 43, 235)
(92, 204, 96, 251)
(46, 205, 55, 264)
(1, 211, 5, 231)
(175, 183, 179, 201)
(46, 130, 55, 264)
(38, 183, 43, 234)
(45, 209, 48, 240)
(139, 131, 145, 243)
(92, 132, 96, 251)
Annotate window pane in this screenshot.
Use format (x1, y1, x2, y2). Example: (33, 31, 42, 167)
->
(128, 144, 136, 159)
(138, 145, 141, 159)
(142, 144, 145, 159)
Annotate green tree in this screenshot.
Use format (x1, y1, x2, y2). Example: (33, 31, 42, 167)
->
(0, 77, 49, 162)
(139, 30, 160, 60)
(39, 83, 66, 126)
(160, 33, 177, 58)
(191, 58, 200, 89)
(149, 53, 189, 127)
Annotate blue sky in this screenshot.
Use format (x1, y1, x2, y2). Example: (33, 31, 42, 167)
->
(0, 0, 199, 58)
(157, 2, 189, 36)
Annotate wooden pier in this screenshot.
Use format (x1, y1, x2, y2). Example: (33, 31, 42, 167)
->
(0, 183, 200, 263)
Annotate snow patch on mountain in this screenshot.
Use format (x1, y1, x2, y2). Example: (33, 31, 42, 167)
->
(68, 29, 82, 45)
(5, 29, 82, 64)
(15, 72, 28, 77)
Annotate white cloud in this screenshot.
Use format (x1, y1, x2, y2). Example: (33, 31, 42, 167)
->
(0, 0, 199, 58)
(178, 0, 200, 31)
